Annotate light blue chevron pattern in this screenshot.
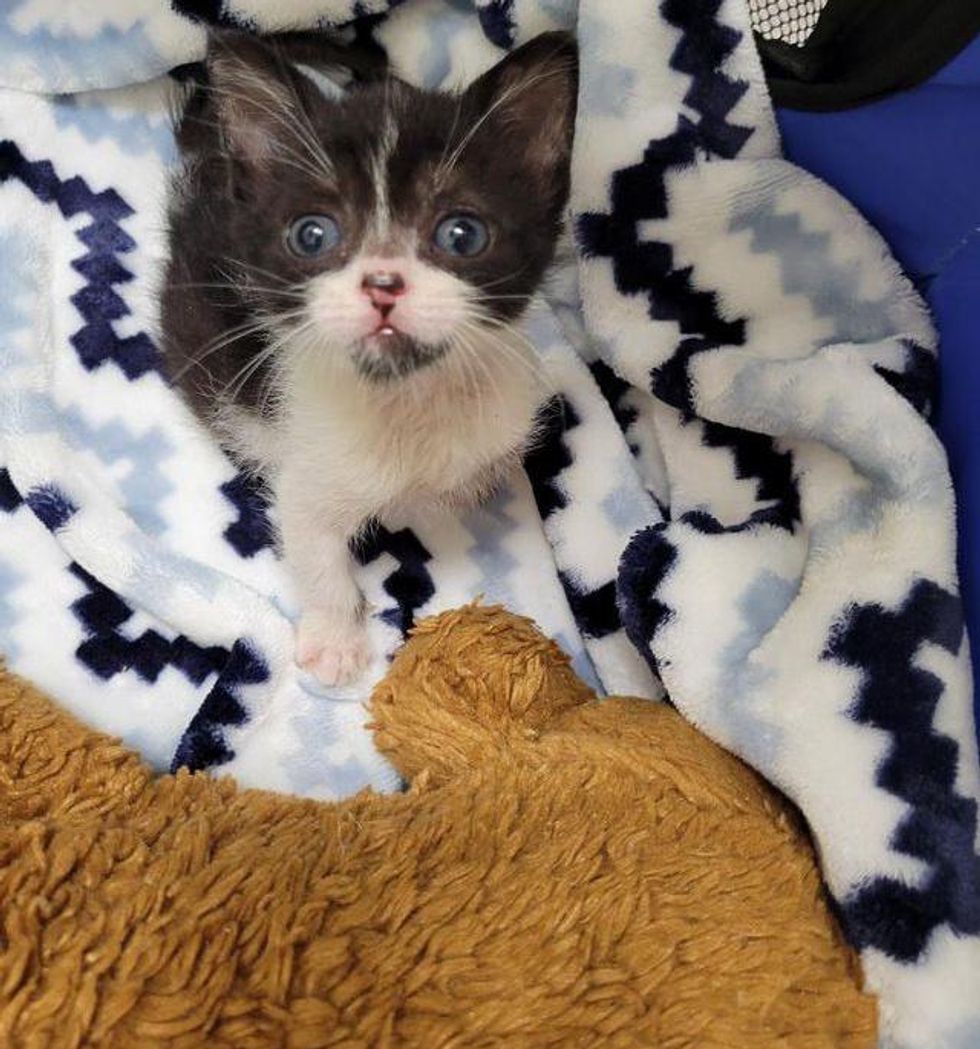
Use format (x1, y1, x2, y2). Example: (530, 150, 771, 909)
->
(0, 12, 172, 93)
(52, 93, 177, 163)
(0, 3, 977, 1044)
(731, 190, 897, 345)
(575, 10, 636, 117)
(0, 229, 34, 369)
(415, 0, 478, 88)
(58, 407, 175, 535)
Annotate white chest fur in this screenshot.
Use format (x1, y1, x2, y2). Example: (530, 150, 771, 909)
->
(215, 320, 546, 685)
(223, 322, 546, 532)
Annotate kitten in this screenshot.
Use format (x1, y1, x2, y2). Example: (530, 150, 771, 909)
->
(161, 30, 578, 685)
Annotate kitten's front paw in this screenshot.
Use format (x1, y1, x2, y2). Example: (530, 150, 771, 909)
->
(295, 610, 372, 687)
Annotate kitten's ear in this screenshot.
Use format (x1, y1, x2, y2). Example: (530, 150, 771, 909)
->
(465, 32, 578, 203)
(205, 30, 299, 167)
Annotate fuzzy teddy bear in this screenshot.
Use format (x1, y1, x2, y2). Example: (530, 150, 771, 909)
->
(0, 604, 875, 1048)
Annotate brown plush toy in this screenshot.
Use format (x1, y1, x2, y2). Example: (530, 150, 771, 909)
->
(0, 604, 876, 1048)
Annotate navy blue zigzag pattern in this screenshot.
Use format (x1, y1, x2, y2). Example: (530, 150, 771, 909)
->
(476, 0, 515, 48)
(354, 524, 436, 637)
(617, 523, 678, 681)
(171, 0, 407, 30)
(701, 422, 801, 531)
(589, 359, 640, 457)
(25, 484, 78, 532)
(824, 580, 980, 961)
(0, 469, 241, 755)
(171, 639, 270, 773)
(576, 0, 753, 420)
(874, 339, 938, 422)
(0, 482, 238, 723)
(220, 472, 276, 558)
(69, 563, 229, 687)
(576, 1, 797, 665)
(663, 0, 753, 158)
(0, 469, 23, 512)
(524, 395, 621, 641)
(0, 140, 158, 379)
(575, 3, 801, 537)
(68, 560, 264, 777)
(0, 141, 281, 564)
(524, 394, 578, 520)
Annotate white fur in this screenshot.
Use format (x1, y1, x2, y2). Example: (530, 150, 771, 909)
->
(222, 246, 544, 684)
(370, 106, 399, 238)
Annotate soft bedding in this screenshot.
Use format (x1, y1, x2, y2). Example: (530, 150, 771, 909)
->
(0, 2, 977, 1046)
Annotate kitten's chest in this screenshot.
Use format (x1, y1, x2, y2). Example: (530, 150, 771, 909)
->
(290, 364, 543, 500)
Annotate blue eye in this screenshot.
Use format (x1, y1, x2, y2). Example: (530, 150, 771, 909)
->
(286, 214, 341, 257)
(433, 214, 489, 257)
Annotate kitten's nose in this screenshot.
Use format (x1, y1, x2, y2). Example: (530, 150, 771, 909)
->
(362, 271, 406, 319)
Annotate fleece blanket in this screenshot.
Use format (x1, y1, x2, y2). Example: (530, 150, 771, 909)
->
(0, 2, 977, 1046)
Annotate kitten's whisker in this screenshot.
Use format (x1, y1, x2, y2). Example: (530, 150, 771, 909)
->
(218, 259, 311, 296)
(201, 80, 335, 182)
(188, 104, 331, 185)
(171, 322, 275, 381)
(169, 280, 306, 301)
(477, 267, 533, 291)
(171, 307, 308, 382)
(288, 82, 338, 181)
(435, 93, 464, 187)
(221, 334, 288, 404)
(466, 316, 542, 358)
(193, 87, 333, 184)
(448, 330, 486, 422)
(455, 317, 552, 393)
(257, 315, 318, 415)
(455, 330, 485, 406)
(221, 259, 295, 288)
(457, 327, 508, 415)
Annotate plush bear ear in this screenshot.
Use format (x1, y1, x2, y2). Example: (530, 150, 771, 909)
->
(370, 604, 595, 785)
(461, 32, 578, 205)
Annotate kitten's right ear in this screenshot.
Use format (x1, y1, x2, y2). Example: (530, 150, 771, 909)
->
(206, 30, 296, 168)
(463, 32, 578, 207)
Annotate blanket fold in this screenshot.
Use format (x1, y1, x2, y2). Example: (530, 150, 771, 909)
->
(0, 2, 977, 1046)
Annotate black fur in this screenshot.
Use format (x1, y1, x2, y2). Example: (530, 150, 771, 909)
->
(161, 30, 577, 420)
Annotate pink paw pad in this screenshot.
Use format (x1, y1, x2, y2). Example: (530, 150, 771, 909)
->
(295, 612, 372, 687)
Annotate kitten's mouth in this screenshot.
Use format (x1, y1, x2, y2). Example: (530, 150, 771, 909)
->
(352, 329, 448, 382)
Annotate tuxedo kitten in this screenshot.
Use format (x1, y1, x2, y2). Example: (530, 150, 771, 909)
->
(161, 30, 577, 685)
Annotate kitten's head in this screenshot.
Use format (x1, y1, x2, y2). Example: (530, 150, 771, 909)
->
(189, 30, 577, 384)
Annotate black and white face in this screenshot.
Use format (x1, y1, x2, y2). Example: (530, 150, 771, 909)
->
(174, 30, 577, 388)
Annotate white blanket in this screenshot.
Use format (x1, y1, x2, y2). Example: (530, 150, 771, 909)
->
(0, 2, 977, 1046)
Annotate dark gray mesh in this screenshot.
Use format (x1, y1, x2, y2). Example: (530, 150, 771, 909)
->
(748, 0, 828, 46)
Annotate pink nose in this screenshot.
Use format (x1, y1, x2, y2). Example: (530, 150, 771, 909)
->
(362, 271, 406, 319)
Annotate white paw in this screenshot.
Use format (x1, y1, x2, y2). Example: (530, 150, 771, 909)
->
(295, 610, 372, 687)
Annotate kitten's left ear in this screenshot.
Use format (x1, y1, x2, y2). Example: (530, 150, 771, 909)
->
(206, 31, 299, 168)
(465, 32, 578, 204)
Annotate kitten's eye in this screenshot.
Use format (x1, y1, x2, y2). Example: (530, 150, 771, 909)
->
(433, 214, 489, 258)
(285, 214, 342, 257)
